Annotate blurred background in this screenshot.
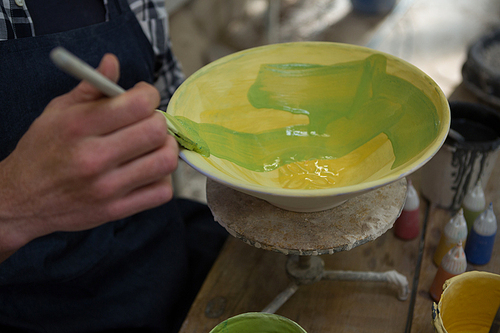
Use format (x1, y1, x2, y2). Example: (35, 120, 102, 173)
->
(166, 0, 500, 202)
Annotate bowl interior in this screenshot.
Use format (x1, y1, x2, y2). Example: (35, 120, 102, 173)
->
(435, 271, 500, 333)
(209, 312, 306, 333)
(168, 42, 449, 200)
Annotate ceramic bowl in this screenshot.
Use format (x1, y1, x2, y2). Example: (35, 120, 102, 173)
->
(432, 271, 500, 333)
(167, 42, 450, 212)
(209, 312, 307, 333)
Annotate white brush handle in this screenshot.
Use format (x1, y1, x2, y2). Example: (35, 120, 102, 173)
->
(50, 46, 125, 97)
(50, 46, 179, 132)
(50, 47, 206, 155)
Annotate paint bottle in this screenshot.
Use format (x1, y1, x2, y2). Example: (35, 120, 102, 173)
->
(394, 179, 420, 240)
(464, 203, 497, 265)
(461, 181, 486, 233)
(429, 241, 467, 302)
(433, 209, 468, 266)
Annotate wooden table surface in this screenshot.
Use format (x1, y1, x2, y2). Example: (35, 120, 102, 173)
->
(178, 83, 500, 333)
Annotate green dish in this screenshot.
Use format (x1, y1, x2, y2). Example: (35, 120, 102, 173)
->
(210, 313, 307, 333)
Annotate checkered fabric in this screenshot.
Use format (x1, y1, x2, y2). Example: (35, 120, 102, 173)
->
(0, 0, 184, 108)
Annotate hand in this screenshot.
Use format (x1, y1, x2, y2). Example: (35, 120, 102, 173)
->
(0, 54, 179, 257)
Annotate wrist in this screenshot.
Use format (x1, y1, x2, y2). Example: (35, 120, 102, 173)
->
(0, 201, 32, 255)
(0, 161, 34, 256)
(0, 213, 31, 264)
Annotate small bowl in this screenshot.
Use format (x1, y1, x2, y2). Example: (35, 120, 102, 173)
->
(168, 42, 450, 212)
(432, 271, 500, 333)
(209, 312, 307, 333)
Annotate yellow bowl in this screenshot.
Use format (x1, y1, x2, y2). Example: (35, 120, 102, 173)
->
(167, 42, 450, 212)
(432, 271, 500, 333)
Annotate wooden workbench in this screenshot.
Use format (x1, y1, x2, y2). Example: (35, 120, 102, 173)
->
(178, 83, 500, 333)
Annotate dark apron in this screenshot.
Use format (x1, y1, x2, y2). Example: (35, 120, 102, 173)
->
(0, 1, 226, 332)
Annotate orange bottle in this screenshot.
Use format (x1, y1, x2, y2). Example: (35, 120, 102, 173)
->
(429, 242, 467, 302)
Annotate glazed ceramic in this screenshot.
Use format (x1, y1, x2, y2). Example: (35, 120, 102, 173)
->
(209, 312, 307, 333)
(432, 271, 500, 333)
(167, 42, 450, 212)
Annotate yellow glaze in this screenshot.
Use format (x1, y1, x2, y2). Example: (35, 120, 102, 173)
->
(202, 133, 394, 189)
(433, 271, 500, 333)
(168, 42, 450, 196)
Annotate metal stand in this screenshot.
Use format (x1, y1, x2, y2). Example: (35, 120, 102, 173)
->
(206, 178, 410, 314)
(262, 255, 409, 313)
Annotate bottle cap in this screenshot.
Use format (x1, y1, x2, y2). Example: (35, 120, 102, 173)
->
(403, 179, 419, 211)
(473, 203, 497, 236)
(444, 209, 468, 242)
(441, 241, 467, 275)
(462, 181, 486, 211)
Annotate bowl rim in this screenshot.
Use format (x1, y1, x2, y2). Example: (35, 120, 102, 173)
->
(209, 312, 307, 333)
(171, 41, 451, 198)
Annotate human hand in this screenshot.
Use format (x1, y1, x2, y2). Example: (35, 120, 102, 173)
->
(0, 54, 179, 256)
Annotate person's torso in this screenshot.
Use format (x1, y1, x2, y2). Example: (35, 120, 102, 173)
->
(0, 2, 189, 331)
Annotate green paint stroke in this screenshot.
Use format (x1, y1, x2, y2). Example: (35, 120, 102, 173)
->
(177, 54, 439, 172)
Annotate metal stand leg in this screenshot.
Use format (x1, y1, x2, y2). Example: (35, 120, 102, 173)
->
(322, 269, 409, 301)
(262, 283, 299, 314)
(262, 255, 410, 313)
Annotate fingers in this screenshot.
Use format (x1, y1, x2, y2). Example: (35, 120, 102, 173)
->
(90, 135, 179, 221)
(49, 53, 161, 137)
(93, 82, 161, 135)
(80, 112, 173, 176)
(104, 177, 175, 222)
(69, 53, 121, 104)
(64, 81, 161, 137)
(94, 135, 178, 200)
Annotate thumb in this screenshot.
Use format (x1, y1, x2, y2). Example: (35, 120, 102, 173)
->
(68, 53, 121, 103)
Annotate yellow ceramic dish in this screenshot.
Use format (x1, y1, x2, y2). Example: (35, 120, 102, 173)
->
(432, 271, 500, 333)
(167, 42, 450, 212)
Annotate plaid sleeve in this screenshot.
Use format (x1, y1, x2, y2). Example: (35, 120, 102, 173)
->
(0, 0, 35, 40)
(128, 0, 185, 110)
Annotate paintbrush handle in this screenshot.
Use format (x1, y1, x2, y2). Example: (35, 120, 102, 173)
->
(50, 47, 207, 156)
(50, 47, 125, 97)
(50, 47, 180, 132)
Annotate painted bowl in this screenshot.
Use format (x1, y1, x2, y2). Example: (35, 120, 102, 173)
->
(209, 312, 307, 333)
(432, 271, 500, 333)
(167, 42, 450, 212)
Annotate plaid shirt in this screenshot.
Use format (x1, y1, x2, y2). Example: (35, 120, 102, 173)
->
(0, 0, 184, 108)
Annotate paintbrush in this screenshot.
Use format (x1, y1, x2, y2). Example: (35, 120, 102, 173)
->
(49, 47, 210, 157)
